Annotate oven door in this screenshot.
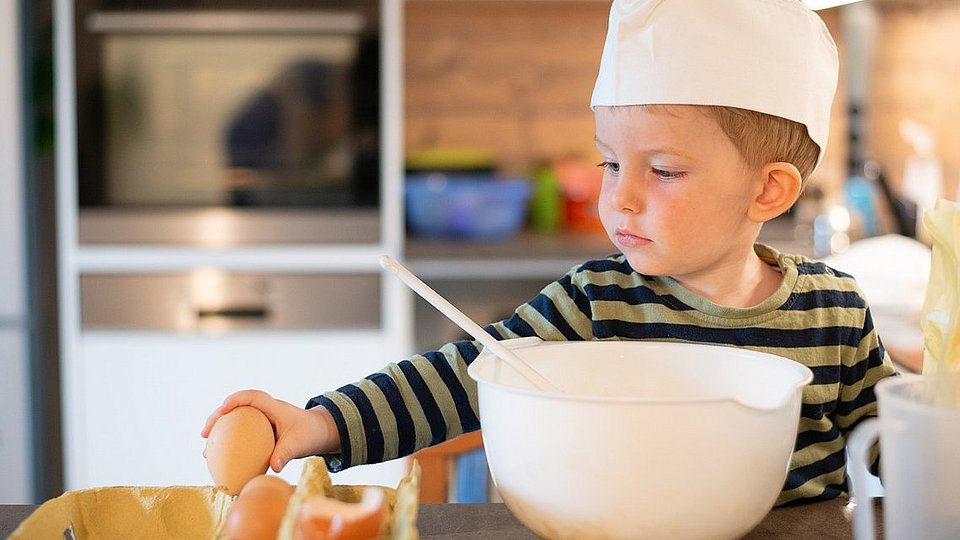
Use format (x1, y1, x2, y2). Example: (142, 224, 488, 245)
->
(77, 7, 381, 246)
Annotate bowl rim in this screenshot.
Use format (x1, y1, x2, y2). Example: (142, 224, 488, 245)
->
(467, 337, 814, 410)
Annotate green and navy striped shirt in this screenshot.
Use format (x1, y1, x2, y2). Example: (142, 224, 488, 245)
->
(309, 244, 897, 506)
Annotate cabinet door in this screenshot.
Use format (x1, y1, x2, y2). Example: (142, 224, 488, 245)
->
(0, 0, 24, 324)
(80, 331, 409, 489)
(0, 329, 31, 503)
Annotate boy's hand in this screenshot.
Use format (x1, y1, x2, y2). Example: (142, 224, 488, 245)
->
(201, 389, 341, 472)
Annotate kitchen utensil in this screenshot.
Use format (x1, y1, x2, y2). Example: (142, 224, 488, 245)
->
(468, 338, 812, 540)
(848, 373, 960, 540)
(379, 255, 559, 392)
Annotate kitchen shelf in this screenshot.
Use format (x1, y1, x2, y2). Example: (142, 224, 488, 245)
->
(405, 229, 614, 280)
(404, 216, 814, 280)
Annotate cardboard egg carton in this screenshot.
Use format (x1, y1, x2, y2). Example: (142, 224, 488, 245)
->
(11, 457, 420, 540)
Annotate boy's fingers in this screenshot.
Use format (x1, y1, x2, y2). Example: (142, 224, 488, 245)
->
(200, 414, 218, 437)
(200, 390, 265, 437)
(201, 408, 223, 436)
(270, 449, 288, 472)
(200, 404, 233, 437)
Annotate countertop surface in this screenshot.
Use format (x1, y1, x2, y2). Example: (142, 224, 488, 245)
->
(2, 498, 875, 539)
(405, 216, 812, 280)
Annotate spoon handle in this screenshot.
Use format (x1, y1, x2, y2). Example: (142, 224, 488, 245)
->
(380, 255, 559, 392)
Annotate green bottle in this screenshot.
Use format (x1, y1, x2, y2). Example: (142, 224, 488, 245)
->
(529, 165, 562, 232)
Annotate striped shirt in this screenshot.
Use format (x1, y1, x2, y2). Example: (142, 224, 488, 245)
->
(309, 244, 897, 506)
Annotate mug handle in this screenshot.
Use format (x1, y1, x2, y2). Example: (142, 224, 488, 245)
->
(847, 418, 880, 540)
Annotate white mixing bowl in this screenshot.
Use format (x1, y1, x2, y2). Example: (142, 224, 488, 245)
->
(467, 338, 813, 540)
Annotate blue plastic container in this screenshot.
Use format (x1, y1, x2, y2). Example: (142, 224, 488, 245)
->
(405, 174, 532, 239)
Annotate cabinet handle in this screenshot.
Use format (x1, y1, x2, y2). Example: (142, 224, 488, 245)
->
(195, 306, 269, 319)
(86, 10, 366, 34)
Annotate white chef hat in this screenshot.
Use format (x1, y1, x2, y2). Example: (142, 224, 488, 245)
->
(590, 0, 839, 169)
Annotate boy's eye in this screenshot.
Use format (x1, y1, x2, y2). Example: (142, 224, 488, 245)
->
(597, 161, 620, 173)
(653, 168, 685, 180)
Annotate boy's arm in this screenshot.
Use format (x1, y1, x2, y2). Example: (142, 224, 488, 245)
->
(306, 339, 483, 472)
(307, 264, 598, 471)
(834, 306, 898, 473)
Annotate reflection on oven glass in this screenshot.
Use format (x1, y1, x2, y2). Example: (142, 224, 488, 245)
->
(76, 6, 383, 245)
(102, 33, 362, 207)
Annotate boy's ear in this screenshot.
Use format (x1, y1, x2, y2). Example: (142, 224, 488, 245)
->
(747, 162, 803, 223)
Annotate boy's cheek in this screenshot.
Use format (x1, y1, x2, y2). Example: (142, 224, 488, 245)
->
(596, 201, 618, 233)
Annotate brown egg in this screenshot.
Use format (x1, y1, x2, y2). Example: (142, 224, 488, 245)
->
(240, 473, 295, 497)
(224, 474, 294, 540)
(205, 406, 276, 495)
(297, 487, 386, 540)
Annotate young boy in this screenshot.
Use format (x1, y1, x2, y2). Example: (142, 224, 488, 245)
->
(203, 0, 897, 506)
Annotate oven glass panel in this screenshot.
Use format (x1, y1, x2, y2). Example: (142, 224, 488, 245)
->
(75, 5, 382, 245)
(101, 33, 367, 207)
(78, 7, 380, 211)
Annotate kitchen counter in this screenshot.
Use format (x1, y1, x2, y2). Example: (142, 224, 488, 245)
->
(417, 499, 875, 539)
(405, 229, 616, 280)
(405, 215, 813, 280)
(1, 498, 878, 539)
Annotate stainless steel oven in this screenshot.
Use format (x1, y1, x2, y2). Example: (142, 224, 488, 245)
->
(58, 0, 409, 491)
(74, 0, 382, 245)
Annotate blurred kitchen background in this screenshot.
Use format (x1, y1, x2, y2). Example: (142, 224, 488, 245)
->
(1, 0, 957, 505)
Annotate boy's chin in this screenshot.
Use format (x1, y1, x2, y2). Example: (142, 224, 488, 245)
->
(621, 253, 667, 277)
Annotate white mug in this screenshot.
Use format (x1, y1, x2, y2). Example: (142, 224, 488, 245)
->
(848, 374, 960, 540)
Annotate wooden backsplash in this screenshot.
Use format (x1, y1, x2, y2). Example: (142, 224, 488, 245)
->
(870, 3, 960, 199)
(405, 1, 617, 174)
(405, 2, 959, 203)
(404, 1, 849, 196)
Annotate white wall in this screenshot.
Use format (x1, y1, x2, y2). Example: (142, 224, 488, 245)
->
(0, 0, 34, 503)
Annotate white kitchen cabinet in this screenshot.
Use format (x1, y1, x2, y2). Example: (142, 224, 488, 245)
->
(0, 0, 25, 326)
(1, 0, 33, 504)
(55, 0, 409, 490)
(0, 329, 31, 503)
(79, 331, 409, 488)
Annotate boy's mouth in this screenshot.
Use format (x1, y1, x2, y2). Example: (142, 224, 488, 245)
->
(615, 228, 651, 247)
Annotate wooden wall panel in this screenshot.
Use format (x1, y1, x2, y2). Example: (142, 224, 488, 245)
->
(868, 3, 960, 199)
(405, 1, 610, 173)
(403, 1, 850, 198)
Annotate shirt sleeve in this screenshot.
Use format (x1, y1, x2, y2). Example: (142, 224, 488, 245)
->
(306, 339, 483, 471)
(833, 303, 899, 475)
(305, 263, 597, 471)
(834, 305, 898, 433)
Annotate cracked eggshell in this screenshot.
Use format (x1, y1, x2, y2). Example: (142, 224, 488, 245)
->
(297, 487, 387, 540)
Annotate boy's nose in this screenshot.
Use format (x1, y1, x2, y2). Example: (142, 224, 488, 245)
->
(611, 176, 642, 213)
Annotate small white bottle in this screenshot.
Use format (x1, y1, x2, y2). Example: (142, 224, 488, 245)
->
(899, 119, 943, 244)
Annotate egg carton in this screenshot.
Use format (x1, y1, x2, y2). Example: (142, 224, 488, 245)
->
(10, 457, 420, 540)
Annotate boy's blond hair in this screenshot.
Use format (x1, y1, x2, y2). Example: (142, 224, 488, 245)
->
(608, 104, 821, 184)
(701, 106, 821, 183)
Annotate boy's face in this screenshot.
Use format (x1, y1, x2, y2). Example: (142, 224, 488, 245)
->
(594, 105, 765, 287)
